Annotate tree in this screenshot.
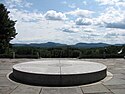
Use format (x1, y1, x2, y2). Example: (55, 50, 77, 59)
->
(0, 4, 17, 54)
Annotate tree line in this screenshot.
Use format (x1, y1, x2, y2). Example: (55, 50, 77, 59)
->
(0, 45, 124, 58)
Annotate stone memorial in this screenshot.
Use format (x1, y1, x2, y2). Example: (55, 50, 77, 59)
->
(11, 60, 107, 86)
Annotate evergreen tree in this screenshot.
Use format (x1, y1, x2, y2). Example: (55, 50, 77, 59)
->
(0, 4, 17, 54)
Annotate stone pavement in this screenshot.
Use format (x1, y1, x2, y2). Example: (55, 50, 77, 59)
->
(0, 58, 125, 94)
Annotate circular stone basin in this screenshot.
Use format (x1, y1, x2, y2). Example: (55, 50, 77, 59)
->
(12, 60, 107, 86)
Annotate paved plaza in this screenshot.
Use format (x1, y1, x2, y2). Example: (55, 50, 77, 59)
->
(0, 58, 125, 94)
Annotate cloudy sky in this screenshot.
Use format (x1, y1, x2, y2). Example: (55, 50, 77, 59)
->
(1, 0, 125, 44)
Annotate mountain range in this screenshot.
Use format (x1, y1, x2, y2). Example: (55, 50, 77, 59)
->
(13, 42, 124, 48)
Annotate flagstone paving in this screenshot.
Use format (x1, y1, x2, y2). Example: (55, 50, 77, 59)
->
(0, 58, 125, 94)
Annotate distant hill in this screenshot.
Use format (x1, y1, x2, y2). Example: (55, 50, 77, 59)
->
(13, 42, 67, 48)
(30, 42, 67, 47)
(73, 43, 110, 48)
(13, 42, 125, 48)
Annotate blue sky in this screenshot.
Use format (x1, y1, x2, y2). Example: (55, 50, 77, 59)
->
(1, 0, 125, 44)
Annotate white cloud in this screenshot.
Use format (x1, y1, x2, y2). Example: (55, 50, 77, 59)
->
(24, 2, 32, 8)
(96, 0, 125, 7)
(61, 28, 78, 33)
(105, 22, 125, 29)
(66, 8, 94, 18)
(8, 8, 43, 22)
(61, 26, 79, 33)
(61, 1, 76, 9)
(95, 7, 125, 29)
(68, 3, 76, 9)
(9, 7, 125, 44)
(44, 10, 67, 21)
(75, 18, 93, 25)
(96, 0, 120, 5)
(61, 1, 67, 5)
(102, 28, 125, 44)
(5, 0, 32, 8)
(83, 1, 87, 5)
(58, 21, 79, 33)
(83, 28, 95, 32)
(12, 20, 70, 43)
(5, 0, 125, 44)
